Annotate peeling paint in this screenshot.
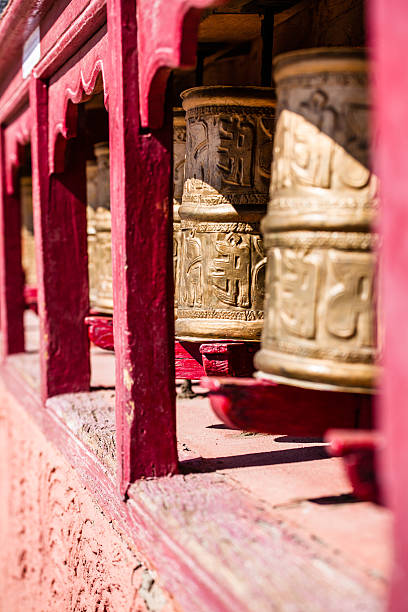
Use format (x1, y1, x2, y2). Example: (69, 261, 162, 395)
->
(123, 368, 133, 391)
(138, 569, 168, 612)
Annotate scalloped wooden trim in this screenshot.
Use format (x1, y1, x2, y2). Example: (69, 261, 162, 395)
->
(48, 25, 109, 174)
(136, 0, 229, 129)
(4, 105, 32, 195)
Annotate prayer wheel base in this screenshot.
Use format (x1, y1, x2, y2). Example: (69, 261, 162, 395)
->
(175, 320, 263, 343)
(202, 377, 373, 437)
(254, 348, 377, 395)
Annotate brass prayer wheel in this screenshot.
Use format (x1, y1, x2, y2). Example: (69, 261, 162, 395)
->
(86, 159, 98, 308)
(254, 48, 379, 393)
(173, 108, 186, 313)
(20, 176, 36, 287)
(93, 142, 112, 314)
(175, 86, 275, 341)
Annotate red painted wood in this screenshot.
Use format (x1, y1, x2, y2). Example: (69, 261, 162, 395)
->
(326, 429, 382, 504)
(48, 25, 109, 173)
(370, 1, 408, 609)
(30, 77, 90, 400)
(3, 105, 31, 194)
(24, 285, 38, 313)
(203, 377, 373, 436)
(85, 315, 114, 351)
(107, 0, 177, 493)
(175, 341, 204, 379)
(136, 0, 228, 128)
(84, 318, 256, 379)
(0, 127, 25, 357)
(200, 343, 257, 378)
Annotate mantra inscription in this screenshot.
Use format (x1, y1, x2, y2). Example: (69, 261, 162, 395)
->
(176, 87, 275, 341)
(254, 48, 379, 393)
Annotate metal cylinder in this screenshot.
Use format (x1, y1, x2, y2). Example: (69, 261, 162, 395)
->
(20, 176, 36, 287)
(175, 86, 275, 341)
(93, 142, 112, 314)
(173, 108, 186, 313)
(254, 48, 379, 393)
(86, 159, 98, 308)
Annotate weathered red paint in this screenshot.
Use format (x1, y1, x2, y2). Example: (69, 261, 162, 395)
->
(30, 76, 91, 400)
(203, 377, 373, 437)
(370, 0, 408, 609)
(0, 127, 25, 358)
(107, 0, 177, 493)
(47, 25, 109, 173)
(0, 105, 33, 359)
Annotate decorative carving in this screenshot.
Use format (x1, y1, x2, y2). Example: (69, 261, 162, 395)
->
(255, 48, 379, 393)
(48, 26, 109, 173)
(135, 0, 229, 128)
(2, 403, 173, 611)
(176, 86, 275, 341)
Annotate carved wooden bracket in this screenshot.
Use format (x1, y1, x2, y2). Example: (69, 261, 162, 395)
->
(48, 25, 109, 174)
(4, 105, 32, 195)
(136, 0, 228, 128)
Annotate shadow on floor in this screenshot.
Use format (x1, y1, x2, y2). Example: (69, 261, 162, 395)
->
(180, 444, 329, 474)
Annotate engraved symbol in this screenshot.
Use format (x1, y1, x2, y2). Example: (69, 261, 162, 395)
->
(255, 117, 274, 192)
(188, 120, 209, 183)
(251, 236, 266, 310)
(325, 250, 375, 346)
(280, 249, 320, 338)
(292, 115, 333, 188)
(210, 233, 250, 307)
(217, 116, 254, 187)
(183, 231, 203, 307)
(299, 90, 338, 137)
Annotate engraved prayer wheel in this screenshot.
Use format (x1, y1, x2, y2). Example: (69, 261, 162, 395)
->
(173, 108, 186, 313)
(94, 142, 112, 314)
(176, 86, 275, 341)
(20, 176, 36, 287)
(254, 48, 379, 393)
(86, 159, 98, 308)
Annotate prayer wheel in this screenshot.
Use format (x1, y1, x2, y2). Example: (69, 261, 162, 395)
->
(254, 48, 379, 393)
(20, 176, 36, 287)
(175, 86, 275, 341)
(86, 159, 98, 308)
(173, 109, 186, 313)
(93, 142, 112, 314)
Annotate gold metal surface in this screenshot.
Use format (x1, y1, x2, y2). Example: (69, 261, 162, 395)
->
(93, 142, 112, 314)
(175, 86, 275, 341)
(86, 160, 98, 307)
(254, 48, 379, 393)
(20, 176, 36, 287)
(173, 109, 186, 314)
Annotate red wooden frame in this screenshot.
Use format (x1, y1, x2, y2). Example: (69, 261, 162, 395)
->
(0, 0, 406, 608)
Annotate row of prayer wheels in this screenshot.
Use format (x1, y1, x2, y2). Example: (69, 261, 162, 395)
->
(86, 47, 377, 394)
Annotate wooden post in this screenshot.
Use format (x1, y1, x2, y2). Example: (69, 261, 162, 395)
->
(107, 0, 177, 494)
(370, 1, 408, 610)
(30, 77, 90, 400)
(0, 128, 25, 358)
